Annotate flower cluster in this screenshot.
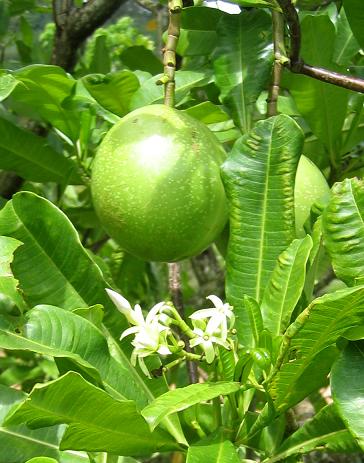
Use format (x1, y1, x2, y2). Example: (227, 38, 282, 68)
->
(106, 289, 235, 377)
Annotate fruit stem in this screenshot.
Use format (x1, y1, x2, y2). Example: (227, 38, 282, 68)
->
(267, 11, 286, 117)
(163, 0, 182, 107)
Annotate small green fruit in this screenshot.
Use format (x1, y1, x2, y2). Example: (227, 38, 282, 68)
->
(294, 155, 330, 236)
(91, 104, 228, 262)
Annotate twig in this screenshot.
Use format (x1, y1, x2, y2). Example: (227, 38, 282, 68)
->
(276, 0, 364, 93)
(267, 11, 286, 117)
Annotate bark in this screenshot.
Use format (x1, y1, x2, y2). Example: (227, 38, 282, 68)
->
(51, 0, 128, 71)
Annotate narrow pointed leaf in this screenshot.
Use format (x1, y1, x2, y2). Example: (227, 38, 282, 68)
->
(261, 236, 313, 337)
(213, 10, 273, 132)
(5, 372, 178, 456)
(331, 340, 364, 450)
(0, 117, 81, 184)
(142, 381, 240, 431)
(187, 438, 240, 463)
(264, 405, 359, 462)
(268, 286, 364, 412)
(323, 178, 364, 286)
(221, 115, 303, 345)
(244, 296, 263, 346)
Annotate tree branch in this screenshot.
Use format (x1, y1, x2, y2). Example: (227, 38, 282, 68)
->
(276, 0, 364, 93)
(52, 0, 128, 71)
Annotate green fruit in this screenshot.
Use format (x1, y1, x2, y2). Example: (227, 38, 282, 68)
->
(91, 104, 228, 262)
(294, 155, 330, 236)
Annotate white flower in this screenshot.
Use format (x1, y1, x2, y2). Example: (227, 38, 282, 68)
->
(189, 319, 230, 364)
(190, 295, 234, 339)
(106, 289, 172, 377)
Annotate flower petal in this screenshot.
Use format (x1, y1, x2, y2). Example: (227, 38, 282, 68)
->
(190, 309, 216, 320)
(206, 295, 224, 310)
(120, 326, 139, 340)
(203, 341, 216, 363)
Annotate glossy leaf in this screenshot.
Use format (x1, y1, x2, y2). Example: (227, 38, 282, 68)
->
(178, 7, 224, 57)
(121, 46, 163, 75)
(213, 10, 273, 132)
(9, 65, 80, 141)
(286, 15, 349, 165)
(344, 0, 364, 49)
(331, 340, 364, 450)
(130, 70, 210, 110)
(0, 192, 119, 329)
(5, 372, 178, 456)
(323, 178, 364, 286)
(0, 385, 87, 463)
(264, 405, 359, 462)
(221, 115, 303, 345)
(187, 438, 240, 463)
(0, 305, 154, 408)
(0, 117, 81, 184)
(261, 236, 313, 337)
(333, 8, 361, 66)
(83, 71, 140, 117)
(268, 286, 364, 412)
(182, 102, 230, 125)
(142, 381, 240, 430)
(244, 296, 263, 347)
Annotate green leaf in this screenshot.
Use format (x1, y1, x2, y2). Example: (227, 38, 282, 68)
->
(331, 341, 364, 450)
(333, 8, 361, 66)
(0, 117, 81, 184)
(25, 459, 58, 463)
(130, 70, 210, 110)
(221, 115, 303, 346)
(261, 236, 313, 337)
(0, 72, 21, 101)
(0, 305, 154, 408)
(6, 372, 179, 456)
(88, 35, 111, 74)
(0, 192, 120, 333)
(286, 15, 349, 165)
(344, 0, 364, 49)
(323, 178, 364, 286)
(243, 296, 263, 347)
(83, 71, 140, 117)
(268, 286, 364, 412)
(182, 102, 230, 125)
(178, 7, 224, 57)
(0, 236, 26, 311)
(142, 381, 240, 431)
(213, 10, 273, 132)
(187, 438, 240, 463)
(121, 46, 163, 75)
(264, 405, 359, 462)
(9, 65, 80, 141)
(0, 385, 87, 463)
